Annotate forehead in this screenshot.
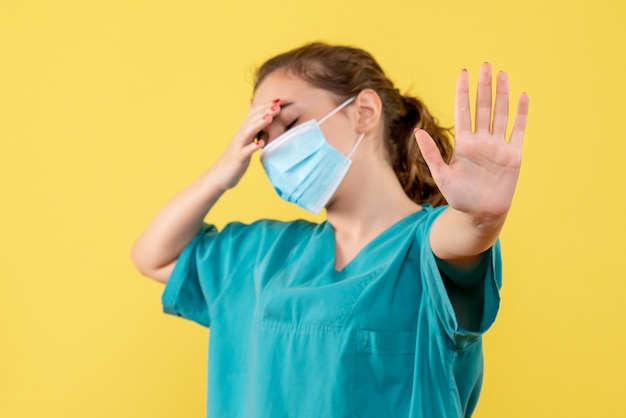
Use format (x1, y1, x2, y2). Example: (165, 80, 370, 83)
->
(252, 70, 334, 106)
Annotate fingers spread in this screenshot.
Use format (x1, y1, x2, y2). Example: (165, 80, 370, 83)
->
(474, 62, 493, 133)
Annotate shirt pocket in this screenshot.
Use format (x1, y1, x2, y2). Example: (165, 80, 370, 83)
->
(352, 330, 417, 418)
(260, 268, 383, 329)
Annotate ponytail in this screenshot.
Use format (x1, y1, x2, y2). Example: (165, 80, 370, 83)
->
(389, 95, 453, 206)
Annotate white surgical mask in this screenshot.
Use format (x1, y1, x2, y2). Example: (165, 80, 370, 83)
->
(260, 97, 364, 214)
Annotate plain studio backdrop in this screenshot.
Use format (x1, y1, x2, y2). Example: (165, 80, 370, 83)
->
(1, 0, 624, 417)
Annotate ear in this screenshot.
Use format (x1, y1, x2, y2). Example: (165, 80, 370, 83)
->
(353, 89, 383, 133)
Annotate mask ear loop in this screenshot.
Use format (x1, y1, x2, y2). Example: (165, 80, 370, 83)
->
(318, 97, 356, 125)
(318, 96, 363, 158)
(347, 133, 365, 159)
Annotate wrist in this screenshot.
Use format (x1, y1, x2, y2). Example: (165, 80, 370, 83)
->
(431, 207, 506, 260)
(203, 164, 236, 193)
(464, 211, 508, 233)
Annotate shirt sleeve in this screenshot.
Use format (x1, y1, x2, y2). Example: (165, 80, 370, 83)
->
(160, 219, 306, 328)
(161, 222, 249, 328)
(161, 224, 214, 327)
(418, 207, 503, 342)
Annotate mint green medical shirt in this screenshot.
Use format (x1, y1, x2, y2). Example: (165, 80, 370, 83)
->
(162, 205, 502, 417)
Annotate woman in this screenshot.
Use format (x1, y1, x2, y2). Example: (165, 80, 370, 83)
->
(131, 42, 529, 417)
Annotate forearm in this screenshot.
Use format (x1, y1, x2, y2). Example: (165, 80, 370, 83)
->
(130, 166, 227, 282)
(429, 206, 506, 264)
(130, 98, 280, 282)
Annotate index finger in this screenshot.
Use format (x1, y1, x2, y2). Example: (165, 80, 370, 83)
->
(454, 69, 472, 136)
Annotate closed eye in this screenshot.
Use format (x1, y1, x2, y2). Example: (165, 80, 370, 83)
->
(256, 116, 299, 143)
(285, 118, 299, 131)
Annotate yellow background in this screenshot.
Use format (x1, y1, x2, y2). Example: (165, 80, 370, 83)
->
(1, 0, 624, 417)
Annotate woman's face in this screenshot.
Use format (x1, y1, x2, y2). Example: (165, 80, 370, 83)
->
(252, 70, 359, 155)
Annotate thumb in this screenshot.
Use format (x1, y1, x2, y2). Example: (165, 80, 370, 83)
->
(242, 139, 265, 158)
(414, 128, 447, 178)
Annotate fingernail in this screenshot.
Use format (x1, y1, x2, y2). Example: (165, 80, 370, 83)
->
(263, 113, 270, 120)
(272, 99, 280, 104)
(271, 104, 278, 111)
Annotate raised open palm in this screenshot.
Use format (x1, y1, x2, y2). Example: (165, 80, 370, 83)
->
(415, 63, 529, 218)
